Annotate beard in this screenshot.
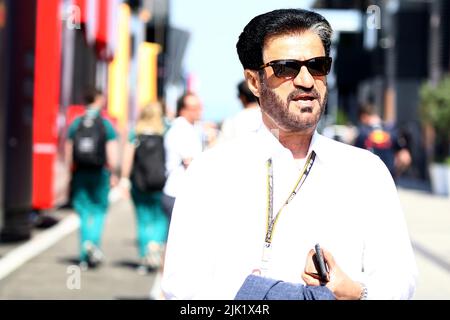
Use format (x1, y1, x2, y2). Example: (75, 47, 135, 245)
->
(259, 81, 328, 132)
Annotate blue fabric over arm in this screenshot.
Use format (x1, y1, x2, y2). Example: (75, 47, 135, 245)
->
(235, 275, 335, 300)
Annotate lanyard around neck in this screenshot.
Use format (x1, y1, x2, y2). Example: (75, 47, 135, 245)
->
(265, 150, 316, 244)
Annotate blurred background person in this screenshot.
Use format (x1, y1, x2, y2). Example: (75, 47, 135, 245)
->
(161, 92, 203, 220)
(354, 103, 412, 180)
(144, 92, 203, 299)
(119, 102, 169, 275)
(65, 87, 119, 270)
(218, 80, 262, 143)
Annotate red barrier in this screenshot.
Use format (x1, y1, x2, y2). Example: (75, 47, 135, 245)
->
(32, 0, 62, 209)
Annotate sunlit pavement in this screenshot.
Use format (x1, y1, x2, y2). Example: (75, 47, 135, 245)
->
(0, 199, 155, 299)
(398, 188, 450, 300)
(0, 187, 448, 300)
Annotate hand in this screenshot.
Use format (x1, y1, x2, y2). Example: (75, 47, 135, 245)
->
(302, 247, 363, 300)
(395, 149, 412, 174)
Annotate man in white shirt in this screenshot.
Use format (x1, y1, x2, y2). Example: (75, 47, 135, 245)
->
(161, 9, 417, 300)
(218, 80, 263, 143)
(161, 93, 203, 219)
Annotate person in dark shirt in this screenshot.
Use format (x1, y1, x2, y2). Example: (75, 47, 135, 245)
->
(354, 104, 411, 179)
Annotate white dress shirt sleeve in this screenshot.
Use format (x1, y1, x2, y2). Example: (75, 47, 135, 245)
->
(361, 156, 418, 299)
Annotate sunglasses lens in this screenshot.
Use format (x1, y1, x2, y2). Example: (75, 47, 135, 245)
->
(266, 57, 331, 78)
(272, 61, 300, 79)
(307, 57, 331, 76)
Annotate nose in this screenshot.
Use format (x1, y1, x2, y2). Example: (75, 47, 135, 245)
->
(292, 65, 314, 89)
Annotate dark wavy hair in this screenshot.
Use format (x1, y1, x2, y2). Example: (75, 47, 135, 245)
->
(236, 9, 333, 70)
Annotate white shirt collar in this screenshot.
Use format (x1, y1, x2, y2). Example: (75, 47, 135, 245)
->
(256, 124, 333, 164)
(173, 116, 192, 126)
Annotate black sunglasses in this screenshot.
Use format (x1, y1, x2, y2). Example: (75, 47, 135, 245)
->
(259, 57, 332, 78)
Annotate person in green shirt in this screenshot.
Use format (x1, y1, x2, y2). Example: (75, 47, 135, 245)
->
(65, 88, 119, 270)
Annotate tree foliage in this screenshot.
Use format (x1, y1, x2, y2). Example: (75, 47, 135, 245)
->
(419, 75, 450, 163)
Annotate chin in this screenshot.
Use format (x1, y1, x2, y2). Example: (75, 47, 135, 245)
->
(278, 120, 317, 133)
(296, 112, 321, 124)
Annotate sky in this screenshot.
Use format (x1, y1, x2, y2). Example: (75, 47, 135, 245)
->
(169, 0, 315, 122)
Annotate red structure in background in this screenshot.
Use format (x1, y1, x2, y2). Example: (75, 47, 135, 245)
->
(96, 0, 112, 62)
(31, 0, 61, 210)
(1, 0, 150, 241)
(31, 0, 119, 211)
(74, 0, 118, 62)
(74, 0, 96, 45)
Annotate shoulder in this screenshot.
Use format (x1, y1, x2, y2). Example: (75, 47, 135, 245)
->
(67, 116, 83, 139)
(316, 134, 396, 197)
(190, 132, 259, 170)
(165, 118, 201, 145)
(317, 133, 384, 169)
(164, 118, 183, 136)
(100, 117, 118, 140)
(166, 117, 191, 132)
(68, 116, 82, 129)
(220, 116, 235, 129)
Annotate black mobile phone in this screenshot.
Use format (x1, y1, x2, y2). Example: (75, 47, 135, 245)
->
(313, 243, 329, 283)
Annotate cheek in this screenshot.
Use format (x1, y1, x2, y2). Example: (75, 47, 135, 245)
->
(261, 84, 280, 101)
(272, 84, 293, 102)
(315, 79, 327, 98)
(267, 75, 287, 88)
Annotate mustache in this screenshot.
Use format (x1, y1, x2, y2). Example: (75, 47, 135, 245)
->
(287, 88, 320, 102)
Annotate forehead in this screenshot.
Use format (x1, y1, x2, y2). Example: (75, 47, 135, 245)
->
(184, 95, 201, 107)
(263, 30, 325, 62)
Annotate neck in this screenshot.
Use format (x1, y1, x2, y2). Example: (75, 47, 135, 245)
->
(181, 115, 195, 125)
(262, 114, 314, 159)
(89, 103, 102, 111)
(244, 102, 259, 109)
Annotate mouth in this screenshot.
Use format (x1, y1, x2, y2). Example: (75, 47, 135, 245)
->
(290, 94, 317, 112)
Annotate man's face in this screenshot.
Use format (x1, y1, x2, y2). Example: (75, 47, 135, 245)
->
(184, 94, 203, 122)
(256, 31, 328, 133)
(94, 94, 105, 109)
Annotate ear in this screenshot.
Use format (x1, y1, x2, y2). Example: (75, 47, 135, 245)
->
(244, 70, 261, 98)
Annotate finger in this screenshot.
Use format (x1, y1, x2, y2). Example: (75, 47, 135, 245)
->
(302, 272, 321, 286)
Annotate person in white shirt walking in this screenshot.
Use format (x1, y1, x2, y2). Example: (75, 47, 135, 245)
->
(161, 9, 417, 300)
(149, 92, 203, 300)
(161, 92, 203, 220)
(218, 80, 262, 143)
